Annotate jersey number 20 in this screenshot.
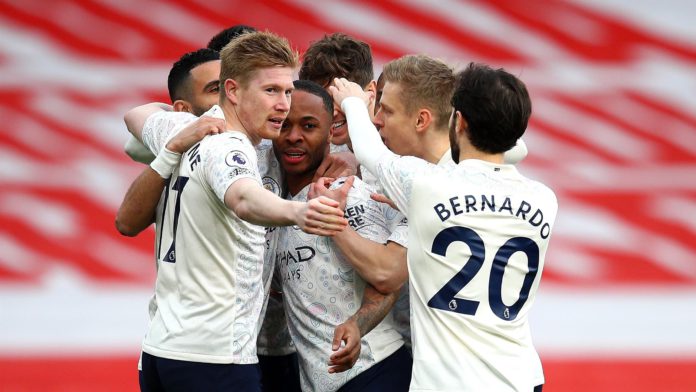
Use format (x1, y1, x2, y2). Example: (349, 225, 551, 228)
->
(427, 226, 539, 321)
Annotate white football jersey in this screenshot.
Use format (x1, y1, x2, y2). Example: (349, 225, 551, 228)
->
(374, 156, 557, 392)
(382, 151, 455, 352)
(140, 107, 267, 364)
(276, 178, 404, 391)
(384, 211, 410, 349)
(254, 140, 296, 356)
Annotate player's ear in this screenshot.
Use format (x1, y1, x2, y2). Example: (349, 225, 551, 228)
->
(456, 111, 468, 135)
(415, 109, 432, 134)
(224, 79, 239, 104)
(364, 80, 377, 109)
(172, 100, 190, 113)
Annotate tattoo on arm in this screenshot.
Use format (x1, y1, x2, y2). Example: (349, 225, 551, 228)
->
(352, 284, 398, 336)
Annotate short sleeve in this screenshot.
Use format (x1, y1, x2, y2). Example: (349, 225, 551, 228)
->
(386, 213, 408, 248)
(202, 133, 261, 203)
(141, 111, 197, 154)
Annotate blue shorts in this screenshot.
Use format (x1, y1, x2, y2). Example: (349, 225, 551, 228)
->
(258, 353, 301, 392)
(338, 345, 413, 392)
(139, 351, 261, 392)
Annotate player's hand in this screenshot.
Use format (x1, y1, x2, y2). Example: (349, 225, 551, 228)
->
(165, 116, 225, 153)
(328, 318, 361, 373)
(310, 176, 354, 212)
(312, 151, 358, 182)
(329, 77, 372, 108)
(370, 192, 399, 211)
(296, 196, 348, 237)
(307, 177, 335, 200)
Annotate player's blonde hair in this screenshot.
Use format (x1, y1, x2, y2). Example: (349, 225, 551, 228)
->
(219, 30, 299, 90)
(382, 55, 454, 130)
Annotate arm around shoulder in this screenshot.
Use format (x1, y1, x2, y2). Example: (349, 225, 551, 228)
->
(124, 102, 172, 141)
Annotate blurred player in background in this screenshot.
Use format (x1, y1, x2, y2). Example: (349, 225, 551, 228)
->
(168, 48, 221, 116)
(331, 62, 557, 391)
(207, 24, 257, 52)
(299, 33, 376, 154)
(124, 48, 221, 165)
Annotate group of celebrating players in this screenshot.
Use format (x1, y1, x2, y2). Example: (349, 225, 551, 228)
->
(115, 24, 557, 392)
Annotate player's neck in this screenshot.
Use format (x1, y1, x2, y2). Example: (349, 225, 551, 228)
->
(220, 101, 261, 145)
(285, 172, 315, 197)
(458, 145, 505, 164)
(419, 131, 451, 164)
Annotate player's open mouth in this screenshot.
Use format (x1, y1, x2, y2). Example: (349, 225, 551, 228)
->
(283, 150, 305, 164)
(269, 118, 285, 129)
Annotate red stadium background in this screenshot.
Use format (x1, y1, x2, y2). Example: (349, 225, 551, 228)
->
(1, 0, 695, 391)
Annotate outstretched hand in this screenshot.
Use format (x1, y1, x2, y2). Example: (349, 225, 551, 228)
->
(165, 116, 226, 153)
(328, 318, 361, 373)
(328, 77, 372, 108)
(296, 196, 348, 237)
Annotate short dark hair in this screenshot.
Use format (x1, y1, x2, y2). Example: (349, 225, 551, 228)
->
(207, 24, 257, 52)
(299, 33, 373, 88)
(167, 48, 220, 102)
(292, 79, 333, 116)
(451, 63, 531, 153)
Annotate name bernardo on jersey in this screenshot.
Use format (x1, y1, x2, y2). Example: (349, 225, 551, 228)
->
(433, 193, 552, 239)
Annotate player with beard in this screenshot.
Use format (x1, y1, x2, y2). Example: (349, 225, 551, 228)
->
(331, 62, 556, 391)
(316, 55, 527, 354)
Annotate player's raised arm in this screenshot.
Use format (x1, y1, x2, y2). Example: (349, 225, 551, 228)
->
(328, 78, 389, 176)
